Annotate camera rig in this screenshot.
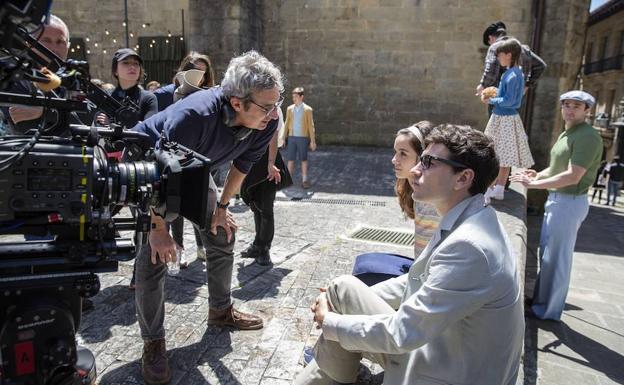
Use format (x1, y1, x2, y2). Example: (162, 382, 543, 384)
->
(0, 1, 212, 384)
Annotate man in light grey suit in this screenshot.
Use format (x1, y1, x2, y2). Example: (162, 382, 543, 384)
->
(295, 124, 525, 385)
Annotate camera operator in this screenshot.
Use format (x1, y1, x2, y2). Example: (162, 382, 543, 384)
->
(0, 15, 94, 135)
(95, 48, 157, 126)
(132, 50, 284, 385)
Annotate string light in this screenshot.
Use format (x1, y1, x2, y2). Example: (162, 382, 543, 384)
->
(113, 38, 117, 43)
(76, 45, 80, 49)
(87, 49, 90, 54)
(85, 37, 90, 42)
(105, 29, 109, 35)
(180, 37, 184, 41)
(122, 21, 127, 27)
(149, 44, 153, 48)
(167, 31, 171, 37)
(165, 39, 169, 44)
(142, 23, 147, 28)
(71, 48, 75, 53)
(94, 42, 98, 47)
(103, 49, 107, 54)
(130, 32, 134, 38)
(151, 39, 156, 44)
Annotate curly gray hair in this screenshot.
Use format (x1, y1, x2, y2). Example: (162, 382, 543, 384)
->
(221, 50, 284, 99)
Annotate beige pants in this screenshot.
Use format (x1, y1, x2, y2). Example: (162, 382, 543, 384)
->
(294, 275, 396, 385)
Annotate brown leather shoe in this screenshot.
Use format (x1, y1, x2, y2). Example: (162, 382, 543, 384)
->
(208, 305, 263, 330)
(141, 339, 171, 385)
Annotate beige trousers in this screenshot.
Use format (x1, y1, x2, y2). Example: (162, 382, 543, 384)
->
(294, 275, 396, 385)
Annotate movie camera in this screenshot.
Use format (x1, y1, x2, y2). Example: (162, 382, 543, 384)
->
(0, 1, 211, 384)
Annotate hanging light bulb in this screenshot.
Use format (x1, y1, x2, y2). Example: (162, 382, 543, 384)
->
(87, 49, 91, 54)
(86, 37, 90, 42)
(151, 39, 155, 44)
(113, 38, 117, 43)
(103, 49, 107, 54)
(94, 42, 98, 47)
(71, 48, 75, 53)
(105, 29, 109, 35)
(142, 23, 147, 28)
(180, 36, 184, 41)
(165, 39, 169, 44)
(135, 44, 139, 50)
(167, 31, 171, 37)
(130, 32, 134, 38)
(76, 45, 80, 49)
(149, 44, 153, 48)
(122, 21, 127, 27)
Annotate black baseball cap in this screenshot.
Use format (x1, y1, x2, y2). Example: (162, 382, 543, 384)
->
(111, 48, 142, 71)
(482, 21, 506, 46)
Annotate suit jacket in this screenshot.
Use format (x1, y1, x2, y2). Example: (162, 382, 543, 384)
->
(283, 103, 316, 142)
(323, 194, 524, 385)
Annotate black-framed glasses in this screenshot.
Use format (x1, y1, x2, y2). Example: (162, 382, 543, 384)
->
(419, 154, 468, 170)
(247, 95, 284, 116)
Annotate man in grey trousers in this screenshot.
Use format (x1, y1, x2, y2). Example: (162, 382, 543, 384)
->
(133, 50, 285, 385)
(295, 124, 524, 385)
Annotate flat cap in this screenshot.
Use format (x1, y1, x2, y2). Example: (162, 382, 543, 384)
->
(560, 90, 595, 108)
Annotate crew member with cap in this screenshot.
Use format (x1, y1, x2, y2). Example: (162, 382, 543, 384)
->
(511, 90, 603, 321)
(96, 48, 158, 127)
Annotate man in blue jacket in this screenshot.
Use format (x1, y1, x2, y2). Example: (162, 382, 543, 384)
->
(133, 50, 284, 385)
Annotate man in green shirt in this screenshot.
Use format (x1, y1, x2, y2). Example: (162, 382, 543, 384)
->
(511, 90, 602, 321)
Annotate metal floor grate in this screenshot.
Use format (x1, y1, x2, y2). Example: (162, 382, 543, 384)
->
(275, 197, 386, 207)
(348, 227, 414, 246)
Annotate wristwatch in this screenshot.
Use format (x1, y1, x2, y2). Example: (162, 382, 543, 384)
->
(216, 201, 230, 210)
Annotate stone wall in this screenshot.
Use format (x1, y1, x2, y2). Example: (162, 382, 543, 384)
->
(258, 0, 534, 146)
(51, 0, 189, 82)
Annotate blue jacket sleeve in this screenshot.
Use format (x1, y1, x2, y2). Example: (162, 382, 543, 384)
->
(489, 71, 523, 108)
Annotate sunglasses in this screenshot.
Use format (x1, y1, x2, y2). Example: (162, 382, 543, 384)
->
(419, 154, 468, 170)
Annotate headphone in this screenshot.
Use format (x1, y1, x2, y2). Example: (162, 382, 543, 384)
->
(222, 102, 253, 141)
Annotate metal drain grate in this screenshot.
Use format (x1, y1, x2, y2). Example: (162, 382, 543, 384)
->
(348, 227, 414, 246)
(275, 197, 386, 207)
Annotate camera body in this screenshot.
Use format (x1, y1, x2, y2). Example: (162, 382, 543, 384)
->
(0, 1, 212, 384)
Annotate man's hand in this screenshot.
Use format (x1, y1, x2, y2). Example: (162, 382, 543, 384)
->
(475, 84, 484, 96)
(9, 106, 43, 123)
(210, 207, 238, 242)
(267, 164, 281, 184)
(149, 228, 178, 265)
(510, 169, 537, 187)
(311, 288, 332, 329)
(96, 113, 110, 126)
(310, 142, 317, 151)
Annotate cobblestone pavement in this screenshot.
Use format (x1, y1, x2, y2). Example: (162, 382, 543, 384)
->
(522, 196, 624, 385)
(73, 145, 526, 385)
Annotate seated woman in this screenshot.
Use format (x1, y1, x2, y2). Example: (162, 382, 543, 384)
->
(353, 121, 440, 286)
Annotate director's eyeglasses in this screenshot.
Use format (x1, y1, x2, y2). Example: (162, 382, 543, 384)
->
(247, 95, 284, 116)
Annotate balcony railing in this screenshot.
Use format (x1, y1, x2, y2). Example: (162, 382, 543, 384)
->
(584, 54, 624, 75)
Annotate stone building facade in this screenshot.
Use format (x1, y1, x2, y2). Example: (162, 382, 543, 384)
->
(51, 0, 590, 168)
(582, 0, 624, 160)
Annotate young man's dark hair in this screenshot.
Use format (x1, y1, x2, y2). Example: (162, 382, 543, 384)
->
(292, 86, 305, 95)
(495, 38, 522, 67)
(426, 124, 499, 195)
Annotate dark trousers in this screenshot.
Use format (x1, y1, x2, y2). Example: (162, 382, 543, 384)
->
(170, 215, 203, 249)
(248, 181, 277, 249)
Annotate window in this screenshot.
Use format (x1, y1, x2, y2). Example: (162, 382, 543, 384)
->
(601, 36, 609, 59)
(586, 42, 594, 63)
